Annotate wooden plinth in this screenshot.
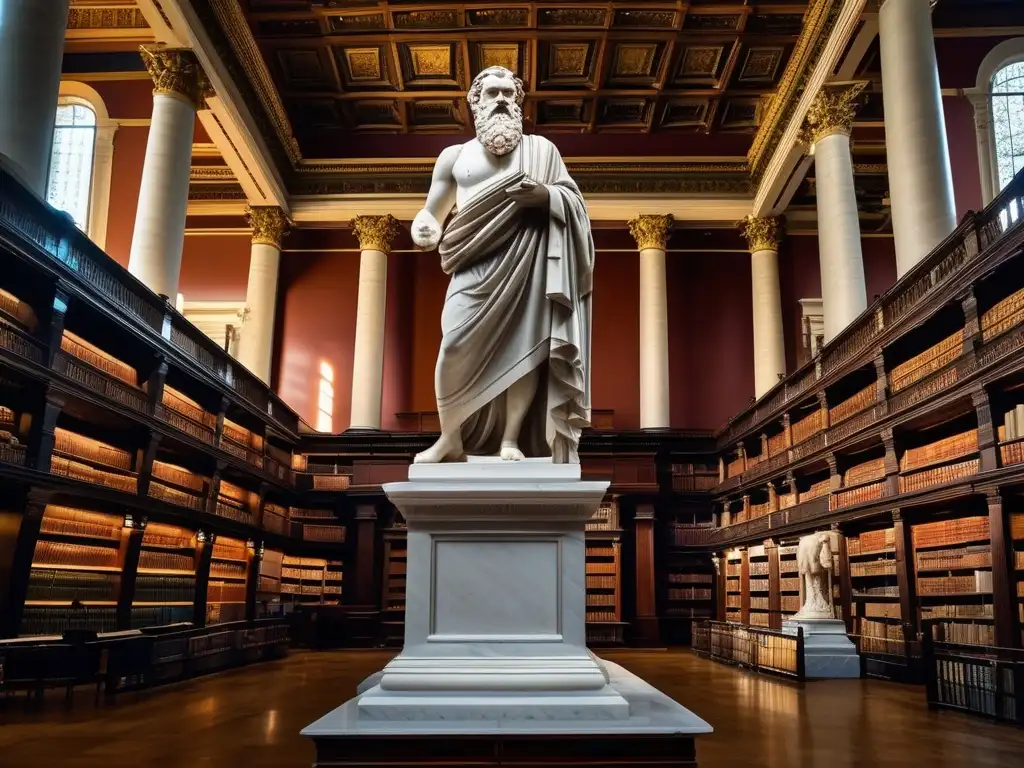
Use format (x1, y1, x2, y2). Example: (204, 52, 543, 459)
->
(309, 733, 698, 767)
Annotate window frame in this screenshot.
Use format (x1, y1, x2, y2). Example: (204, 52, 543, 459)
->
(969, 38, 1024, 206)
(52, 81, 118, 249)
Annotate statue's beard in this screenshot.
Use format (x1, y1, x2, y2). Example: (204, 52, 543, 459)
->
(473, 102, 523, 157)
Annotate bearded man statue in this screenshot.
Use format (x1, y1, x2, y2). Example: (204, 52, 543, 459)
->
(410, 66, 595, 465)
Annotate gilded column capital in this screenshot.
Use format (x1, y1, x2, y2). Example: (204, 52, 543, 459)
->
(803, 82, 868, 145)
(351, 214, 401, 254)
(246, 205, 290, 248)
(139, 46, 213, 109)
(628, 214, 674, 251)
(742, 215, 784, 253)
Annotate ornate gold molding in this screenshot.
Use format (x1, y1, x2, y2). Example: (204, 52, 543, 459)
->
(628, 214, 674, 251)
(246, 205, 290, 247)
(803, 82, 868, 144)
(351, 215, 401, 253)
(742, 216, 784, 253)
(139, 46, 212, 109)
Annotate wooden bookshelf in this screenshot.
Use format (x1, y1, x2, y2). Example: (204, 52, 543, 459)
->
(149, 460, 208, 512)
(221, 417, 264, 469)
(61, 330, 136, 386)
(160, 385, 217, 445)
(214, 480, 254, 525)
(262, 502, 290, 536)
(132, 522, 198, 628)
(1008, 513, 1024, 647)
(289, 506, 346, 543)
(670, 463, 717, 492)
(830, 384, 876, 426)
(889, 329, 964, 393)
(662, 550, 714, 643)
(0, 402, 24, 467)
(846, 527, 902, 653)
(791, 408, 824, 446)
(912, 516, 994, 646)
(0, 285, 37, 329)
(981, 284, 1024, 341)
(21, 505, 126, 636)
(585, 499, 625, 645)
(778, 544, 800, 620)
(747, 544, 770, 628)
(51, 427, 137, 493)
(257, 547, 284, 610)
(281, 556, 338, 606)
(898, 429, 980, 494)
(208, 536, 249, 625)
(725, 550, 742, 623)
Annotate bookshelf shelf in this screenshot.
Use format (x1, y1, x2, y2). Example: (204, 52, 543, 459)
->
(208, 536, 249, 625)
(132, 522, 198, 628)
(585, 500, 625, 645)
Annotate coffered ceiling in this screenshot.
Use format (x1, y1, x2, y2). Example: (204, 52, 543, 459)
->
(238, 1, 812, 155)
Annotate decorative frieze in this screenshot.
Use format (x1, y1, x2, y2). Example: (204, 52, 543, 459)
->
(246, 206, 290, 248)
(628, 214, 674, 251)
(350, 214, 401, 254)
(139, 46, 212, 109)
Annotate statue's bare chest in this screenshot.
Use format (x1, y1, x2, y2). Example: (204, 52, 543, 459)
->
(452, 143, 519, 206)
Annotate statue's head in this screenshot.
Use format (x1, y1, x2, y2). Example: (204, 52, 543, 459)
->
(467, 66, 525, 156)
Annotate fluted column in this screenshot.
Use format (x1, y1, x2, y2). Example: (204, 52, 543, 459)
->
(0, 0, 70, 197)
(628, 214, 673, 430)
(349, 215, 400, 431)
(237, 206, 289, 384)
(742, 216, 786, 399)
(879, 0, 957, 276)
(805, 85, 868, 343)
(128, 47, 210, 299)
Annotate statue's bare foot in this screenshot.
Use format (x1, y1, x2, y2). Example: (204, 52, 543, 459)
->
(499, 441, 525, 461)
(414, 433, 464, 464)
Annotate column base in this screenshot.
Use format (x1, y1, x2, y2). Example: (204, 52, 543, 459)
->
(782, 617, 860, 679)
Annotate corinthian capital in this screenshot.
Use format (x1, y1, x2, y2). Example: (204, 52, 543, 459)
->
(628, 214, 674, 251)
(351, 214, 401, 254)
(742, 215, 784, 252)
(803, 82, 868, 145)
(246, 205, 290, 248)
(139, 46, 213, 109)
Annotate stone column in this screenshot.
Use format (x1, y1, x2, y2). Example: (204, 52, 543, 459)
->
(879, 0, 957, 277)
(238, 206, 289, 384)
(628, 214, 673, 430)
(742, 216, 786, 398)
(349, 215, 400, 431)
(805, 85, 868, 343)
(967, 94, 997, 207)
(128, 47, 210, 299)
(0, 0, 70, 197)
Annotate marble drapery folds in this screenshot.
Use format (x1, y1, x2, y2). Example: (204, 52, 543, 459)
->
(434, 134, 594, 463)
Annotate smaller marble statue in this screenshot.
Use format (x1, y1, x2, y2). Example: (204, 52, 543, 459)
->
(794, 531, 834, 620)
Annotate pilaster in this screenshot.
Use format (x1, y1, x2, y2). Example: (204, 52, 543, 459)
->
(632, 502, 659, 646)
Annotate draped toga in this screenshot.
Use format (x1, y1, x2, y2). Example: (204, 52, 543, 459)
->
(434, 134, 594, 463)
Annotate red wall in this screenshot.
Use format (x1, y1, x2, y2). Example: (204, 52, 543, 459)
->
(178, 235, 252, 302)
(592, 252, 640, 430)
(275, 252, 360, 431)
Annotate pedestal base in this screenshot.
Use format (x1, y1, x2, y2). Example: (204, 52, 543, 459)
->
(783, 617, 860, 679)
(303, 660, 709, 767)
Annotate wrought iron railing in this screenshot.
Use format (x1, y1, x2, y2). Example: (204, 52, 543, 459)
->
(923, 635, 1024, 725)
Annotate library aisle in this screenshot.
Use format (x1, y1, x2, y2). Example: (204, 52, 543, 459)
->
(1, 650, 1019, 768)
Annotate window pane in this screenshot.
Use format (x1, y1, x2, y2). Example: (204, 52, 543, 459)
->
(316, 411, 333, 432)
(46, 101, 97, 232)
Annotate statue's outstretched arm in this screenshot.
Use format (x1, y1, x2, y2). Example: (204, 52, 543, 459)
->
(412, 144, 461, 250)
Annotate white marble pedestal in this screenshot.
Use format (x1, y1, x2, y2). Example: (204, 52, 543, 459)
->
(301, 457, 711, 766)
(782, 617, 860, 679)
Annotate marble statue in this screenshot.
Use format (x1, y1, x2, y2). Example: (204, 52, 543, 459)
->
(410, 66, 594, 465)
(795, 531, 834, 619)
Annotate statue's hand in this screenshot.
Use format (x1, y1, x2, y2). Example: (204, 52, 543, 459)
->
(506, 178, 549, 208)
(412, 209, 442, 250)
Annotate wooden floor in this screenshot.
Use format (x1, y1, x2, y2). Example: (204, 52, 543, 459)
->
(1, 649, 1021, 767)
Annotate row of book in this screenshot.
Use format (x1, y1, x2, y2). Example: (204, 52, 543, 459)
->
(830, 384, 876, 425)
(921, 603, 994, 619)
(844, 457, 886, 487)
(930, 621, 995, 645)
(916, 545, 991, 571)
(213, 538, 248, 561)
(131, 605, 193, 628)
(1016, 550, 1024, 569)
(791, 408, 824, 445)
(302, 524, 346, 543)
(54, 427, 133, 470)
(830, 480, 886, 510)
(139, 549, 194, 572)
(859, 617, 904, 640)
(981, 284, 1024, 340)
(208, 581, 246, 603)
(726, 595, 741, 608)
(27, 569, 118, 602)
(780, 577, 800, 592)
(34, 540, 118, 569)
(52, 455, 137, 493)
(586, 611, 618, 622)
(1000, 404, 1024, 441)
(586, 575, 616, 589)
(850, 560, 898, 577)
(749, 561, 769, 576)
(913, 516, 990, 548)
(587, 546, 616, 557)
(152, 460, 206, 492)
(585, 562, 616, 574)
(143, 523, 195, 550)
(667, 573, 712, 584)
(667, 588, 712, 601)
(61, 331, 136, 386)
(150, 481, 205, 510)
(898, 458, 979, 493)
(749, 612, 770, 627)
(781, 595, 801, 612)
(726, 565, 741, 577)
(587, 594, 617, 607)
(859, 602, 901, 619)
(20, 606, 118, 636)
(900, 429, 978, 473)
(283, 567, 328, 581)
(133, 575, 195, 603)
(750, 597, 770, 610)
(210, 562, 247, 580)
(749, 578, 769, 592)
(848, 528, 896, 555)
(207, 602, 245, 625)
(917, 571, 992, 595)
(889, 329, 964, 393)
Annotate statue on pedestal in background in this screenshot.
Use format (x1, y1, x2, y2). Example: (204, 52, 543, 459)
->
(795, 531, 835, 619)
(410, 66, 595, 465)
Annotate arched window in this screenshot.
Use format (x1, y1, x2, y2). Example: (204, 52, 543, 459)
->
(47, 101, 97, 232)
(991, 61, 1024, 194)
(45, 82, 118, 249)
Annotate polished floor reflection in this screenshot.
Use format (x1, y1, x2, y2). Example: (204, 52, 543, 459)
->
(1, 649, 1020, 767)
